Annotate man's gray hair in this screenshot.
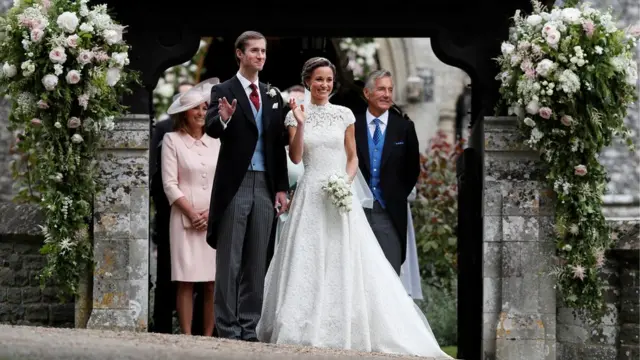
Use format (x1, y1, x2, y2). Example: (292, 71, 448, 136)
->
(364, 69, 393, 90)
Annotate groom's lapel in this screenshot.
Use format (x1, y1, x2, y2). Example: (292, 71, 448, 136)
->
(229, 76, 257, 127)
(259, 82, 272, 129)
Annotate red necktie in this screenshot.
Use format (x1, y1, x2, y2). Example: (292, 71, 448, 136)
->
(249, 83, 260, 111)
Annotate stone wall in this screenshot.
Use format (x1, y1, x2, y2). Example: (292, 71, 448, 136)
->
(482, 116, 557, 360)
(0, 99, 18, 202)
(483, 117, 640, 360)
(0, 202, 74, 327)
(557, 220, 640, 360)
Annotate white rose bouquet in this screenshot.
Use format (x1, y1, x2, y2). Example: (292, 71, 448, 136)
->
(495, 0, 638, 318)
(322, 173, 353, 214)
(0, 0, 137, 299)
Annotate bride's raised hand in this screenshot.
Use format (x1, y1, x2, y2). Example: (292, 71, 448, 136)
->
(289, 98, 306, 125)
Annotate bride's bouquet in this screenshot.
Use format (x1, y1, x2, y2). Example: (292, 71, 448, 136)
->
(322, 173, 353, 213)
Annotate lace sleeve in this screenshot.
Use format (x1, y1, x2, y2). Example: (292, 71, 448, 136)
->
(284, 110, 297, 128)
(343, 107, 356, 128)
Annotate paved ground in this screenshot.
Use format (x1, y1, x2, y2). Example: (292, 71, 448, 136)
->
(0, 325, 452, 360)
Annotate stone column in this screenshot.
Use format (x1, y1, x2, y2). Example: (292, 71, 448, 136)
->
(87, 114, 150, 331)
(482, 116, 557, 360)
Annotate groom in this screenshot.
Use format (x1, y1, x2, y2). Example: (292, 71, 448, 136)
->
(205, 30, 289, 341)
(355, 69, 420, 275)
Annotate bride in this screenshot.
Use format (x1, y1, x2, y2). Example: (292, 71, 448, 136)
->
(256, 57, 451, 358)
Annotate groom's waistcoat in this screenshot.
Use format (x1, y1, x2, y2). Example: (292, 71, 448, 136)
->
(248, 101, 266, 171)
(367, 129, 386, 208)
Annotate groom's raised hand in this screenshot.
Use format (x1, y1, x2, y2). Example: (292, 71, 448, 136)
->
(218, 97, 237, 122)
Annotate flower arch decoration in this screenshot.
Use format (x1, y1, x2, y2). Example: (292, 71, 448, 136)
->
(496, 0, 638, 318)
(0, 0, 138, 299)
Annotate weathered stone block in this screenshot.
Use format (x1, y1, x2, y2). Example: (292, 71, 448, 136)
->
(24, 304, 48, 322)
(102, 129, 149, 150)
(501, 243, 523, 277)
(6, 288, 21, 304)
(484, 216, 502, 242)
(501, 181, 554, 217)
(484, 181, 503, 216)
(619, 345, 639, 360)
(503, 216, 539, 242)
(93, 239, 130, 280)
(94, 213, 131, 239)
(484, 312, 499, 340)
(496, 338, 546, 359)
(558, 343, 617, 360)
(21, 287, 41, 303)
(49, 303, 74, 326)
(485, 153, 546, 182)
(484, 277, 501, 313)
(484, 242, 502, 277)
(557, 323, 590, 344)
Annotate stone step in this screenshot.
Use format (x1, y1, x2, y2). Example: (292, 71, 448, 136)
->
(0, 325, 456, 360)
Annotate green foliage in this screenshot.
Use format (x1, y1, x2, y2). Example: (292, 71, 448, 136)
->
(495, 0, 638, 318)
(412, 131, 464, 293)
(0, 0, 138, 300)
(416, 281, 458, 347)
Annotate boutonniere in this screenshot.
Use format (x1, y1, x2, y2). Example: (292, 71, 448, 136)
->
(266, 83, 279, 98)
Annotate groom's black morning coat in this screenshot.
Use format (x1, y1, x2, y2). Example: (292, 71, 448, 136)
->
(205, 75, 289, 249)
(354, 110, 421, 263)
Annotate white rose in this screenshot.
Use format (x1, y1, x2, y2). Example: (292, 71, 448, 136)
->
(525, 99, 540, 115)
(67, 117, 81, 129)
(268, 88, 277, 97)
(626, 64, 638, 86)
(65, 70, 81, 84)
(49, 47, 67, 64)
(53, 64, 64, 76)
(42, 74, 58, 91)
(501, 42, 515, 55)
(561, 8, 581, 24)
(102, 29, 122, 45)
(21, 60, 35, 77)
(329, 175, 338, 182)
(523, 117, 536, 127)
(545, 29, 561, 46)
(535, 59, 555, 77)
(526, 14, 542, 26)
(71, 133, 84, 144)
(2, 62, 17, 77)
(106, 67, 121, 86)
(57, 12, 79, 33)
(79, 23, 94, 33)
(111, 52, 129, 68)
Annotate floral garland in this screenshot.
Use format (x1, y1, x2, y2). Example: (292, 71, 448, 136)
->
(495, 0, 638, 318)
(339, 37, 379, 81)
(0, 0, 137, 299)
(152, 38, 210, 121)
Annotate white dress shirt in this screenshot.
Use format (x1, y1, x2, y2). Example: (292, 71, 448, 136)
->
(220, 71, 261, 129)
(365, 109, 389, 138)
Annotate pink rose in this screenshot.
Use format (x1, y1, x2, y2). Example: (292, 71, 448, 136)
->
(560, 115, 573, 126)
(49, 47, 67, 64)
(539, 107, 552, 119)
(37, 100, 49, 109)
(94, 51, 110, 63)
(629, 25, 640, 38)
(574, 165, 587, 176)
(67, 117, 81, 129)
(65, 70, 81, 84)
(66, 34, 79, 48)
(30, 118, 42, 126)
(77, 50, 94, 65)
(30, 28, 44, 43)
(583, 21, 595, 37)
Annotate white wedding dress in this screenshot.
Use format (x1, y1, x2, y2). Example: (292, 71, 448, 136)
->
(256, 102, 451, 358)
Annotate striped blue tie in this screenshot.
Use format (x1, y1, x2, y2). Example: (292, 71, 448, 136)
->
(372, 118, 382, 145)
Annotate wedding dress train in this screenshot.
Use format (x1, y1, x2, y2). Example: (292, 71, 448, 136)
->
(256, 102, 450, 358)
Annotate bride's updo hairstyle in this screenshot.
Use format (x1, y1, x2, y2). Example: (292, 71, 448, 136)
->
(300, 57, 339, 95)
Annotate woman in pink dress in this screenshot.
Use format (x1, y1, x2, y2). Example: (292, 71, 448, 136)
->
(162, 78, 221, 335)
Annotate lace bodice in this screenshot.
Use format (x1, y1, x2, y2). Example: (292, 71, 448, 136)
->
(284, 102, 355, 180)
